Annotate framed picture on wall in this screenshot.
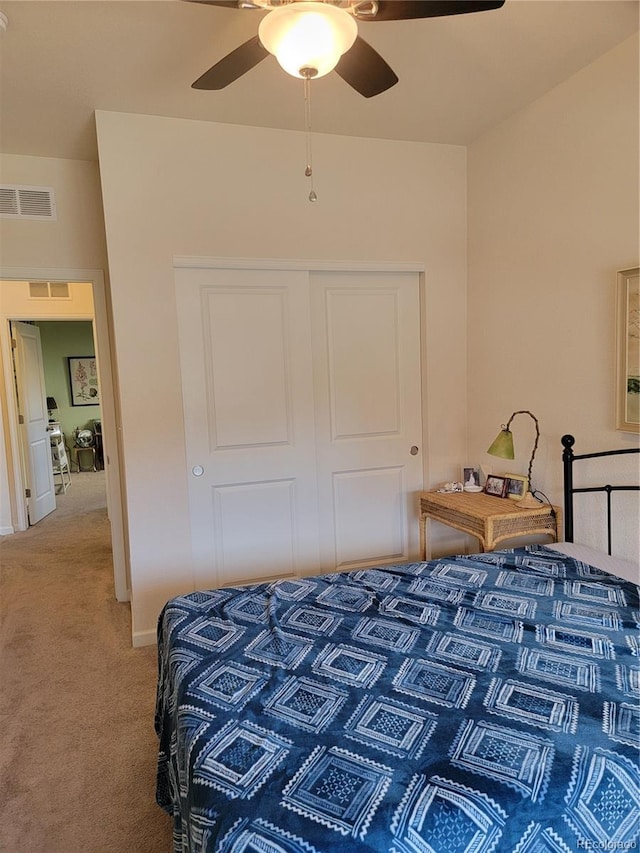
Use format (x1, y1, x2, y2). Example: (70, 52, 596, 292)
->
(616, 267, 639, 433)
(68, 356, 100, 406)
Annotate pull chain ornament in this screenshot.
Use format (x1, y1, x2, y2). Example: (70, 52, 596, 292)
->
(303, 74, 317, 202)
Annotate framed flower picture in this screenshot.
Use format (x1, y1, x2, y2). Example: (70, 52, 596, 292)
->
(68, 356, 100, 406)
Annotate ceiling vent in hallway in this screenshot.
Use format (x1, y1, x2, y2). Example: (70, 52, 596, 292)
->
(0, 185, 57, 220)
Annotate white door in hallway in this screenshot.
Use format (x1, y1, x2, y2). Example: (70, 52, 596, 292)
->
(310, 270, 423, 571)
(11, 321, 56, 525)
(175, 263, 423, 589)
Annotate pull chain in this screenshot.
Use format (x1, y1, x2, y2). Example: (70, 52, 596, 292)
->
(303, 74, 317, 202)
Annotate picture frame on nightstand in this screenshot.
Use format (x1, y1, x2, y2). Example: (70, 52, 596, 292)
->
(505, 474, 528, 501)
(462, 466, 481, 490)
(484, 474, 507, 497)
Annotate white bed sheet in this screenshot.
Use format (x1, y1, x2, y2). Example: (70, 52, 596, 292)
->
(549, 541, 639, 584)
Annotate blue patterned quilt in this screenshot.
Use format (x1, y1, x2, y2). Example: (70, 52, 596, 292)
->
(155, 545, 640, 852)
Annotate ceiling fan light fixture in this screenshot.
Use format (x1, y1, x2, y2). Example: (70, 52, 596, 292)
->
(258, 2, 357, 79)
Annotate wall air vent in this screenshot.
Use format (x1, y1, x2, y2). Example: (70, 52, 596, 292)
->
(29, 281, 70, 299)
(0, 185, 57, 220)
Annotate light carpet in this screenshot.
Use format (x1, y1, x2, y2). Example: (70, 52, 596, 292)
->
(0, 471, 173, 852)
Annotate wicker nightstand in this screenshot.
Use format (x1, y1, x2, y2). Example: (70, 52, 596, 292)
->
(418, 490, 561, 559)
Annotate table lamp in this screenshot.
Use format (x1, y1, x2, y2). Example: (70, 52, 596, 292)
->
(487, 409, 541, 508)
(46, 396, 58, 422)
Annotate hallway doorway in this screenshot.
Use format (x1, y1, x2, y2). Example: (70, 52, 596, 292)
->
(0, 272, 129, 605)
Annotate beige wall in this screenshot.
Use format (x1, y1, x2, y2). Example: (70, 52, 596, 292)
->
(0, 155, 108, 270)
(468, 34, 640, 564)
(95, 112, 468, 643)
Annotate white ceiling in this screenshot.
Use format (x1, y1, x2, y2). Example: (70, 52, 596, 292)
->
(0, 0, 638, 162)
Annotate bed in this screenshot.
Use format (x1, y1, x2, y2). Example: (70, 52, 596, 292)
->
(156, 436, 640, 852)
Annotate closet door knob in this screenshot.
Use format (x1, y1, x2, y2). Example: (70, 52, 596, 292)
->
(410, 446, 419, 456)
(192, 465, 205, 477)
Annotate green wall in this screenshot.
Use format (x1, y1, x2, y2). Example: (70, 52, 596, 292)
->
(37, 320, 101, 443)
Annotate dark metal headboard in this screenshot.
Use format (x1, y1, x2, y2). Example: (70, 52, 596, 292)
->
(562, 434, 640, 555)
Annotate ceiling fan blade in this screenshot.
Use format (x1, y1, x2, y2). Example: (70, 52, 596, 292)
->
(359, 0, 505, 22)
(334, 36, 398, 98)
(192, 36, 269, 89)
(185, 1, 249, 8)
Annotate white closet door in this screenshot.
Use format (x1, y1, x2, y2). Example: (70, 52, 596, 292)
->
(175, 267, 320, 589)
(310, 270, 423, 572)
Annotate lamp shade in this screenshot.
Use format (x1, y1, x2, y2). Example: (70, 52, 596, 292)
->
(258, 2, 357, 79)
(46, 396, 58, 410)
(487, 428, 514, 460)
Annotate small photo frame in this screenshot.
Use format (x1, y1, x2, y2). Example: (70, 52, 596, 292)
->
(505, 474, 528, 501)
(484, 474, 507, 498)
(462, 467, 481, 489)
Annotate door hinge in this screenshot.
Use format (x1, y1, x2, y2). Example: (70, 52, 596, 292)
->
(25, 488, 31, 498)
(11, 338, 16, 349)
(18, 414, 24, 425)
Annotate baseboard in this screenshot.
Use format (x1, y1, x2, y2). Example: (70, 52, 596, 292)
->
(0, 525, 15, 536)
(132, 628, 157, 648)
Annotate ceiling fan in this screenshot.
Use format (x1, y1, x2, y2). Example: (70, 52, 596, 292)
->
(187, 0, 506, 98)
